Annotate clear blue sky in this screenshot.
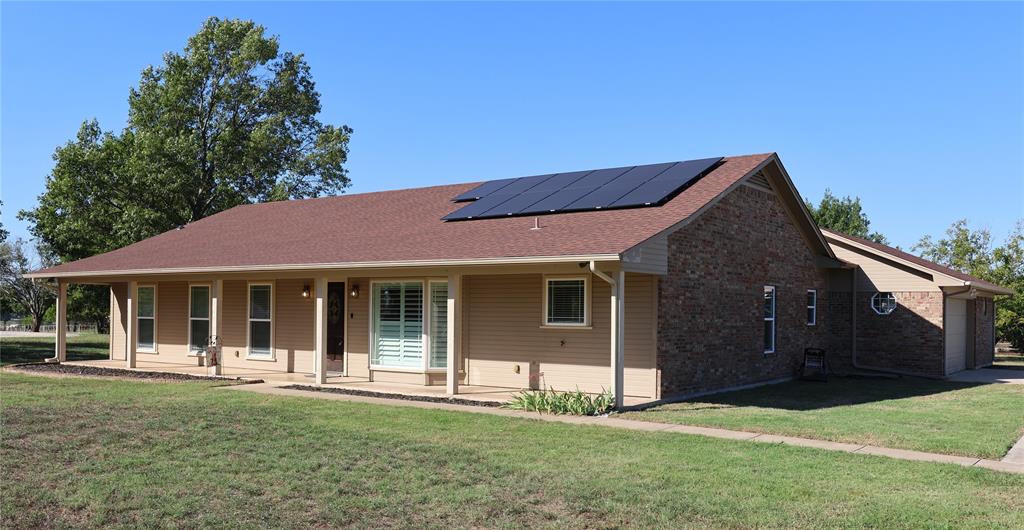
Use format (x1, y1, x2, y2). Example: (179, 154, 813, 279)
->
(3, 2, 1022, 251)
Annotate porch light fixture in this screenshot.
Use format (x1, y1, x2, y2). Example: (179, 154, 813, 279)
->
(302, 285, 311, 298)
(350, 285, 359, 298)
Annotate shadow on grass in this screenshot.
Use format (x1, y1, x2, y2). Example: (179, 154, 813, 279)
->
(659, 377, 987, 412)
(0, 335, 110, 366)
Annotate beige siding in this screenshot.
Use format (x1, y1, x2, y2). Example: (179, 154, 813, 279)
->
(347, 277, 370, 377)
(275, 279, 315, 373)
(109, 283, 128, 360)
(830, 243, 941, 292)
(221, 280, 286, 372)
(622, 235, 668, 275)
(465, 273, 657, 398)
(152, 282, 190, 361)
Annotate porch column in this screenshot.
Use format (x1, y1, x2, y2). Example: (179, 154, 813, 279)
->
(446, 273, 462, 396)
(52, 280, 68, 362)
(210, 279, 223, 375)
(126, 281, 137, 369)
(610, 271, 625, 409)
(314, 277, 328, 385)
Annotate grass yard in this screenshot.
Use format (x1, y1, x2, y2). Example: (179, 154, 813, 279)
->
(996, 352, 1024, 368)
(621, 377, 1024, 459)
(0, 333, 110, 366)
(2, 373, 1024, 529)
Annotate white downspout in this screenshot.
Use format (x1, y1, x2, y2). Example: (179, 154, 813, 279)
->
(590, 261, 625, 410)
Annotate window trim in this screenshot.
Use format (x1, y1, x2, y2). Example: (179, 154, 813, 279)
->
(427, 280, 449, 370)
(542, 275, 591, 328)
(763, 285, 776, 354)
(806, 289, 817, 326)
(871, 292, 897, 315)
(369, 279, 427, 371)
(135, 284, 158, 353)
(246, 282, 275, 360)
(188, 283, 211, 355)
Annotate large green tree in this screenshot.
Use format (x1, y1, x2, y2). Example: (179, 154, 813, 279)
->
(804, 190, 888, 244)
(20, 17, 352, 323)
(914, 219, 1024, 348)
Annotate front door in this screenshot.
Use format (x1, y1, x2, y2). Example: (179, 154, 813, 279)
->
(326, 282, 345, 372)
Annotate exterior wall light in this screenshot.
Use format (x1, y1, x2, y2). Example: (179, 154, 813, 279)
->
(350, 285, 360, 298)
(302, 285, 311, 298)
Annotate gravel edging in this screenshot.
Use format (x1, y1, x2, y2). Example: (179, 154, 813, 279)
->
(280, 384, 505, 408)
(7, 362, 263, 383)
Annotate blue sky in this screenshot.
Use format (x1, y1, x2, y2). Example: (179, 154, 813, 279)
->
(2, 1, 1022, 251)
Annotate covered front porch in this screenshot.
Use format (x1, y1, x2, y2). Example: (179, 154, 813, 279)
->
(46, 259, 662, 408)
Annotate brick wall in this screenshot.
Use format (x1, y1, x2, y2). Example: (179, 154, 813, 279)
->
(657, 184, 829, 397)
(853, 291, 945, 376)
(975, 297, 995, 367)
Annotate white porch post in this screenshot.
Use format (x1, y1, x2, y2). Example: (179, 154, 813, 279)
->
(52, 280, 68, 362)
(314, 277, 328, 385)
(126, 281, 137, 369)
(446, 273, 462, 396)
(209, 279, 223, 375)
(611, 271, 625, 409)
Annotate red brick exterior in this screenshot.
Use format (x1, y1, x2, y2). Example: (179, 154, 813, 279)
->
(975, 297, 996, 367)
(852, 291, 945, 376)
(656, 185, 829, 398)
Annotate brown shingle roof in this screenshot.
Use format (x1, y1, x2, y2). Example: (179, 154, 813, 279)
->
(820, 228, 1011, 294)
(32, 154, 774, 277)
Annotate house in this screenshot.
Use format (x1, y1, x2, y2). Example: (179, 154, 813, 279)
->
(27, 153, 1010, 406)
(821, 229, 1010, 376)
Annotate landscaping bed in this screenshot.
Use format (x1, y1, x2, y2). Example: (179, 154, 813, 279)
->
(281, 384, 503, 407)
(8, 362, 260, 383)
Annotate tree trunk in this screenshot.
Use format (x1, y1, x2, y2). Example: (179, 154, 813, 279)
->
(31, 315, 42, 333)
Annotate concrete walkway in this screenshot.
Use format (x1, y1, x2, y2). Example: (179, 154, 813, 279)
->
(947, 368, 1024, 384)
(1004, 435, 1024, 465)
(223, 382, 1024, 475)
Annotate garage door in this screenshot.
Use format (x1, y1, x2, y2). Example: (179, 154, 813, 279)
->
(945, 298, 967, 374)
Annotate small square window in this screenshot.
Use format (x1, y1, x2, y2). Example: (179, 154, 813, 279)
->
(545, 278, 588, 326)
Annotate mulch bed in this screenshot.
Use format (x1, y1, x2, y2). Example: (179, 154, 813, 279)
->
(281, 384, 506, 408)
(8, 362, 263, 383)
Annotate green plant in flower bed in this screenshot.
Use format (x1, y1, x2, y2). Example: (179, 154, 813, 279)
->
(505, 387, 615, 415)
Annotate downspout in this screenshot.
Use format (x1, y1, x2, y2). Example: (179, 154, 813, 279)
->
(589, 261, 616, 287)
(590, 261, 624, 409)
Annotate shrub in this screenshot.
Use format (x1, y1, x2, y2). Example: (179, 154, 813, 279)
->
(505, 387, 615, 415)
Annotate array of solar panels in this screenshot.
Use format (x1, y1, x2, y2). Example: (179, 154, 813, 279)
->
(443, 157, 723, 221)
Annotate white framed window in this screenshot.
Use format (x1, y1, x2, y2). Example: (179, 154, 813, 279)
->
(428, 281, 448, 370)
(247, 283, 273, 358)
(763, 286, 776, 354)
(189, 284, 211, 353)
(544, 276, 589, 327)
(136, 285, 157, 352)
(871, 292, 897, 315)
(806, 289, 817, 326)
(371, 281, 424, 369)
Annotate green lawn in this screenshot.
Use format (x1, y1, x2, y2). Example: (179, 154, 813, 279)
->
(0, 333, 110, 366)
(2, 373, 1024, 529)
(621, 377, 1024, 459)
(996, 352, 1024, 368)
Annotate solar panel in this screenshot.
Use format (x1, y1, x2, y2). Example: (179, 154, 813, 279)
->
(610, 157, 722, 207)
(443, 157, 723, 221)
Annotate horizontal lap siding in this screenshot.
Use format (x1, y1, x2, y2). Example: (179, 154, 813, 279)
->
(153, 282, 189, 362)
(110, 283, 127, 360)
(275, 279, 315, 374)
(466, 273, 655, 398)
(347, 277, 370, 377)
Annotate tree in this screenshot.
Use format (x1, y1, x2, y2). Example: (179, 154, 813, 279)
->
(914, 219, 1024, 348)
(0, 239, 55, 332)
(804, 190, 888, 244)
(19, 17, 352, 322)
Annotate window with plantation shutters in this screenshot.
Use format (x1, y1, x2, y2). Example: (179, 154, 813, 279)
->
(429, 282, 448, 369)
(545, 277, 588, 326)
(372, 282, 424, 368)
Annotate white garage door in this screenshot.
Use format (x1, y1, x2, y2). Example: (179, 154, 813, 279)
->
(945, 298, 967, 374)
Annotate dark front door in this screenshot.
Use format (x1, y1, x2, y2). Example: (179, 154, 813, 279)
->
(327, 282, 345, 364)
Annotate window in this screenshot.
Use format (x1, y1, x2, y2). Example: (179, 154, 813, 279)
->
(763, 286, 776, 354)
(189, 285, 210, 353)
(136, 285, 156, 351)
(248, 283, 273, 358)
(372, 282, 423, 368)
(429, 282, 448, 369)
(545, 277, 588, 326)
(871, 292, 897, 315)
(806, 289, 817, 326)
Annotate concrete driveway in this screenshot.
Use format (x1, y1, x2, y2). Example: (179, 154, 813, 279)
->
(947, 368, 1024, 385)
